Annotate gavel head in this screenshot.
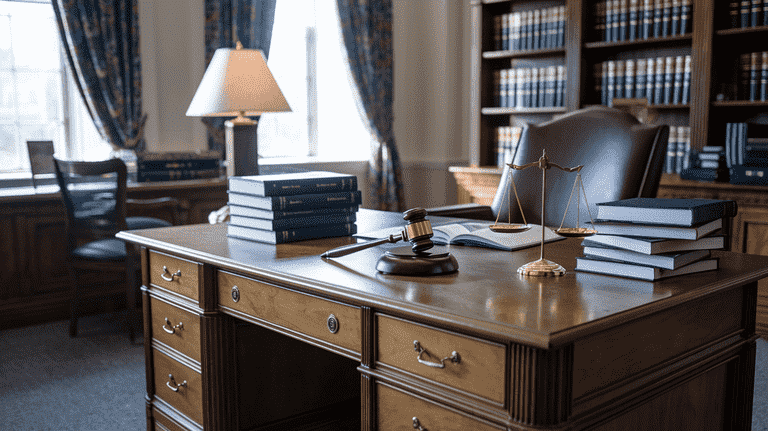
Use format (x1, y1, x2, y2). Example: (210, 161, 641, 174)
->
(402, 208, 434, 254)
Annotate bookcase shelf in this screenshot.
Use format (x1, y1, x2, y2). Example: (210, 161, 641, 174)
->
(583, 34, 693, 51)
(481, 107, 568, 115)
(712, 101, 768, 108)
(483, 47, 566, 60)
(716, 25, 768, 36)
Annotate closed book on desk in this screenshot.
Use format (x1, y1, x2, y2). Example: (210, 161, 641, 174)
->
(228, 190, 362, 211)
(596, 197, 738, 226)
(228, 171, 357, 196)
(228, 204, 358, 220)
(227, 223, 357, 244)
(582, 234, 726, 254)
(582, 244, 711, 269)
(229, 213, 357, 231)
(588, 218, 722, 240)
(575, 256, 719, 281)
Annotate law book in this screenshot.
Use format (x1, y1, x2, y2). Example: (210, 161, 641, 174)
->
(229, 204, 361, 220)
(540, 8, 549, 49)
(495, 70, 504, 107)
(731, 0, 742, 27)
(530, 67, 540, 107)
(741, 0, 751, 27)
(607, 61, 617, 106)
(740, 53, 751, 100)
(606, 0, 615, 42)
(751, 0, 762, 27)
(654, 56, 665, 104)
(557, 6, 565, 47)
(619, 0, 628, 41)
(629, 0, 639, 40)
(665, 126, 678, 174)
(581, 233, 726, 254)
(625, 59, 635, 99)
(575, 256, 719, 281)
(495, 15, 504, 51)
(661, 0, 671, 37)
(682, 126, 692, 170)
(750, 52, 759, 102)
(596, 1, 607, 41)
(681, 55, 691, 104)
(587, 217, 723, 240)
(511, 12, 522, 51)
(670, 0, 680, 35)
(615, 60, 626, 100)
(533, 9, 541, 50)
(761, 51, 768, 101)
(642, 0, 654, 38)
(500, 69, 509, 107)
(737, 122, 746, 165)
(227, 190, 362, 211)
(680, 166, 718, 182)
(679, 0, 691, 33)
(229, 212, 357, 232)
(538, 67, 547, 107)
(635, 58, 648, 99)
(555, 66, 566, 107)
(595, 197, 738, 227)
(597, 63, 607, 106)
(547, 6, 557, 47)
(546, 66, 557, 108)
(582, 244, 711, 270)
(765, 0, 768, 25)
(645, 57, 656, 104)
(516, 68, 525, 107)
(524, 68, 532, 107)
(653, 0, 663, 37)
(227, 222, 358, 244)
(663, 56, 674, 105)
(525, 10, 534, 50)
(672, 55, 684, 104)
(137, 168, 221, 182)
(228, 171, 357, 197)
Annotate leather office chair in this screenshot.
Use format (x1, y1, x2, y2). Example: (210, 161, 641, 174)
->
(54, 158, 175, 341)
(429, 106, 669, 228)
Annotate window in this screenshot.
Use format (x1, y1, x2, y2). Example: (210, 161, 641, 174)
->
(0, 0, 110, 175)
(257, 0, 371, 162)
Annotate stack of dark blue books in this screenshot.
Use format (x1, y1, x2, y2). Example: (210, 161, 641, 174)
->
(226, 171, 360, 244)
(575, 198, 737, 280)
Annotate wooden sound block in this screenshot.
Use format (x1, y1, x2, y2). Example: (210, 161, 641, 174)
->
(376, 246, 458, 276)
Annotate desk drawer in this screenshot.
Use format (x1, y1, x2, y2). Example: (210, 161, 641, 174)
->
(376, 314, 506, 404)
(153, 349, 203, 426)
(150, 251, 199, 301)
(151, 297, 201, 363)
(377, 382, 504, 431)
(218, 270, 361, 355)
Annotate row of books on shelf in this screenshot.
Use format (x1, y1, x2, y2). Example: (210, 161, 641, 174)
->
(729, 0, 768, 28)
(225, 171, 361, 244)
(594, 0, 692, 43)
(495, 126, 523, 168)
(494, 66, 567, 109)
(594, 55, 691, 107)
(575, 197, 736, 281)
(492, 6, 566, 52)
(135, 151, 222, 182)
(737, 51, 768, 102)
(663, 126, 691, 175)
(724, 122, 768, 167)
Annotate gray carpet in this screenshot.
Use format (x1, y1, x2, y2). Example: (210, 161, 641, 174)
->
(0, 316, 765, 430)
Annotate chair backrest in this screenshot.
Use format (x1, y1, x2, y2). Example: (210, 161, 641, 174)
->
(491, 106, 669, 227)
(53, 158, 128, 249)
(26, 141, 55, 188)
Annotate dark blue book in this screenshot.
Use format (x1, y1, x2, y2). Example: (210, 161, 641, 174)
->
(731, 0, 742, 27)
(555, 66, 566, 107)
(228, 171, 358, 196)
(606, 0, 615, 42)
(228, 204, 359, 220)
(227, 222, 358, 244)
(645, 58, 656, 104)
(635, 58, 647, 99)
(653, 0, 663, 37)
(498, 70, 507, 107)
(625, 60, 635, 98)
(642, 0, 654, 38)
(512, 13, 522, 51)
(761, 51, 768, 101)
(730, 165, 768, 185)
(751, 0, 762, 27)
(557, 5, 565, 47)
(672, 56, 683, 105)
(533, 9, 541, 50)
(675, 130, 686, 174)
(541, 8, 550, 49)
(764, 0, 768, 25)
(524, 11, 533, 50)
(679, 0, 691, 33)
(228, 190, 362, 211)
(595, 197, 738, 227)
(509, 71, 517, 107)
(615, 61, 626, 100)
(530, 69, 540, 108)
(663, 57, 674, 104)
(229, 212, 357, 231)
(607, 61, 616, 106)
(725, 123, 733, 168)
(661, 0, 671, 37)
(681, 55, 691, 104)
(670, 0, 680, 35)
(741, 0, 751, 27)
(629, 0, 639, 40)
(538, 68, 547, 107)
(601, 62, 609, 105)
(654, 57, 664, 104)
(750, 52, 759, 102)
(619, 0, 628, 41)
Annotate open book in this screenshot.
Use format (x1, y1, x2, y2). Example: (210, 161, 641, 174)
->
(357, 222, 564, 251)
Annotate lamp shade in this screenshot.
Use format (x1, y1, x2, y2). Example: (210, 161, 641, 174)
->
(186, 44, 291, 117)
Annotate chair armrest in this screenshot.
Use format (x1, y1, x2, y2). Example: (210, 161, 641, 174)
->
(126, 197, 183, 225)
(424, 203, 495, 221)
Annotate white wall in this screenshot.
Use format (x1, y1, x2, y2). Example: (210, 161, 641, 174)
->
(139, 0, 472, 209)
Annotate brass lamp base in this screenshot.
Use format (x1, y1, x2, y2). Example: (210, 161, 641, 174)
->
(517, 258, 566, 277)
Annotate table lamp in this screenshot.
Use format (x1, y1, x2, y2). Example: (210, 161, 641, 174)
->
(186, 41, 291, 177)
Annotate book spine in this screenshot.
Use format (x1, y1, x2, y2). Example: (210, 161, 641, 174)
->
(663, 57, 674, 105)
(646, 57, 656, 104)
(675, 127, 686, 174)
(619, 0, 628, 41)
(615, 60, 626, 100)
(271, 191, 362, 211)
(596, 2, 607, 42)
(752, 0, 762, 27)
(495, 70, 503, 107)
(512, 13, 522, 51)
(629, 0, 639, 40)
(670, 0, 680, 35)
(525, 11, 533, 50)
(683, 127, 692, 170)
(558, 6, 565, 47)
(672, 56, 683, 105)
(510, 68, 518, 107)
(530, 68, 540, 108)
(607, 61, 616, 106)
(547, 7, 556, 48)
(269, 224, 358, 244)
(607, 0, 616, 42)
(596, 63, 606, 106)
(682, 55, 691, 104)
(636, 58, 647, 100)
(556, 66, 566, 107)
(741, 0, 751, 27)
(525, 68, 533, 107)
(496, 15, 504, 51)
(497, 127, 504, 167)
(500, 70, 508, 107)
(661, 0, 671, 37)
(666, 126, 678, 173)
(765, 0, 768, 25)
(541, 8, 550, 49)
(654, 57, 665, 104)
(533, 9, 541, 50)
(741, 53, 751, 100)
(739, 123, 746, 165)
(257, 177, 358, 196)
(625, 59, 635, 99)
(751, 52, 759, 102)
(538, 67, 547, 107)
(725, 123, 733, 168)
(680, 0, 691, 33)
(762, 51, 768, 101)
(731, 0, 741, 27)
(653, 0, 663, 37)
(516, 69, 525, 107)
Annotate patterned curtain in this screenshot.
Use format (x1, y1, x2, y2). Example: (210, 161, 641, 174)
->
(53, 0, 145, 152)
(203, 0, 277, 154)
(336, 0, 404, 211)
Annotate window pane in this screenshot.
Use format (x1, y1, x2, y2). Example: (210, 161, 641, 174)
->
(9, 2, 58, 71)
(0, 14, 12, 67)
(0, 69, 16, 118)
(16, 71, 62, 122)
(0, 124, 21, 172)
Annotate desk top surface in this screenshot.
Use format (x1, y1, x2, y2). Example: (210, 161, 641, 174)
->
(118, 209, 768, 348)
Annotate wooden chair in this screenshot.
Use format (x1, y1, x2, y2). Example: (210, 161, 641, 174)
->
(429, 106, 670, 228)
(53, 157, 173, 341)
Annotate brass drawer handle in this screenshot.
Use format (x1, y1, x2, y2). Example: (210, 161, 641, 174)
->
(160, 266, 181, 282)
(412, 417, 427, 430)
(162, 317, 184, 334)
(413, 340, 460, 369)
(166, 374, 187, 392)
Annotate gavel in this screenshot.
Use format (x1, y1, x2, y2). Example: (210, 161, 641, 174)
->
(321, 208, 434, 258)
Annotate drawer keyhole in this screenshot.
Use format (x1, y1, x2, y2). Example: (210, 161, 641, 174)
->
(231, 286, 240, 303)
(327, 314, 339, 334)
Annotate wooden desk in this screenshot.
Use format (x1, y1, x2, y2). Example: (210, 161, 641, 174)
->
(117, 209, 768, 431)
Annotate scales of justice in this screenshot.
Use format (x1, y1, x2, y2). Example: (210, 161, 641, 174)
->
(490, 149, 597, 276)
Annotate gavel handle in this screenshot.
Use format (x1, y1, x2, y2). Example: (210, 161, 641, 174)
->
(321, 233, 404, 258)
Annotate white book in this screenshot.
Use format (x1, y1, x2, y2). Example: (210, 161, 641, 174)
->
(575, 256, 719, 281)
(583, 233, 725, 254)
(587, 217, 722, 240)
(582, 245, 711, 269)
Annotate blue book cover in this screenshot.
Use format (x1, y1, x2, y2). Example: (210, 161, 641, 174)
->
(661, 0, 671, 37)
(635, 59, 647, 100)
(601, 62, 609, 105)
(680, 0, 690, 33)
(741, 0, 750, 27)
(762, 52, 768, 101)
(615, 62, 625, 100)
(642, 0, 654, 38)
(654, 59, 664, 104)
(653, 1, 663, 37)
(629, 0, 638, 40)
(228, 190, 362, 211)
(595, 197, 738, 227)
(751, 0, 762, 27)
(731, 0, 741, 27)
(645, 58, 655, 104)
(538, 70, 547, 107)
(619, 1, 628, 41)
(557, 6, 565, 46)
(681, 55, 691, 104)
(665, 127, 677, 174)
(228, 171, 358, 196)
(663, 57, 674, 105)
(229, 212, 357, 232)
(670, 0, 680, 35)
(764, 0, 768, 25)
(750, 52, 759, 102)
(606, 1, 615, 42)
(672, 56, 683, 104)
(228, 204, 359, 220)
(227, 222, 358, 244)
(725, 123, 733, 168)
(533, 9, 541, 50)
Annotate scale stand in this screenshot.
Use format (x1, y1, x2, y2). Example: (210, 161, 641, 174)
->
(500, 149, 597, 277)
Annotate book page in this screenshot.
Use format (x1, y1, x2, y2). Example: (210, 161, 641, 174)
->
(452, 224, 564, 251)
